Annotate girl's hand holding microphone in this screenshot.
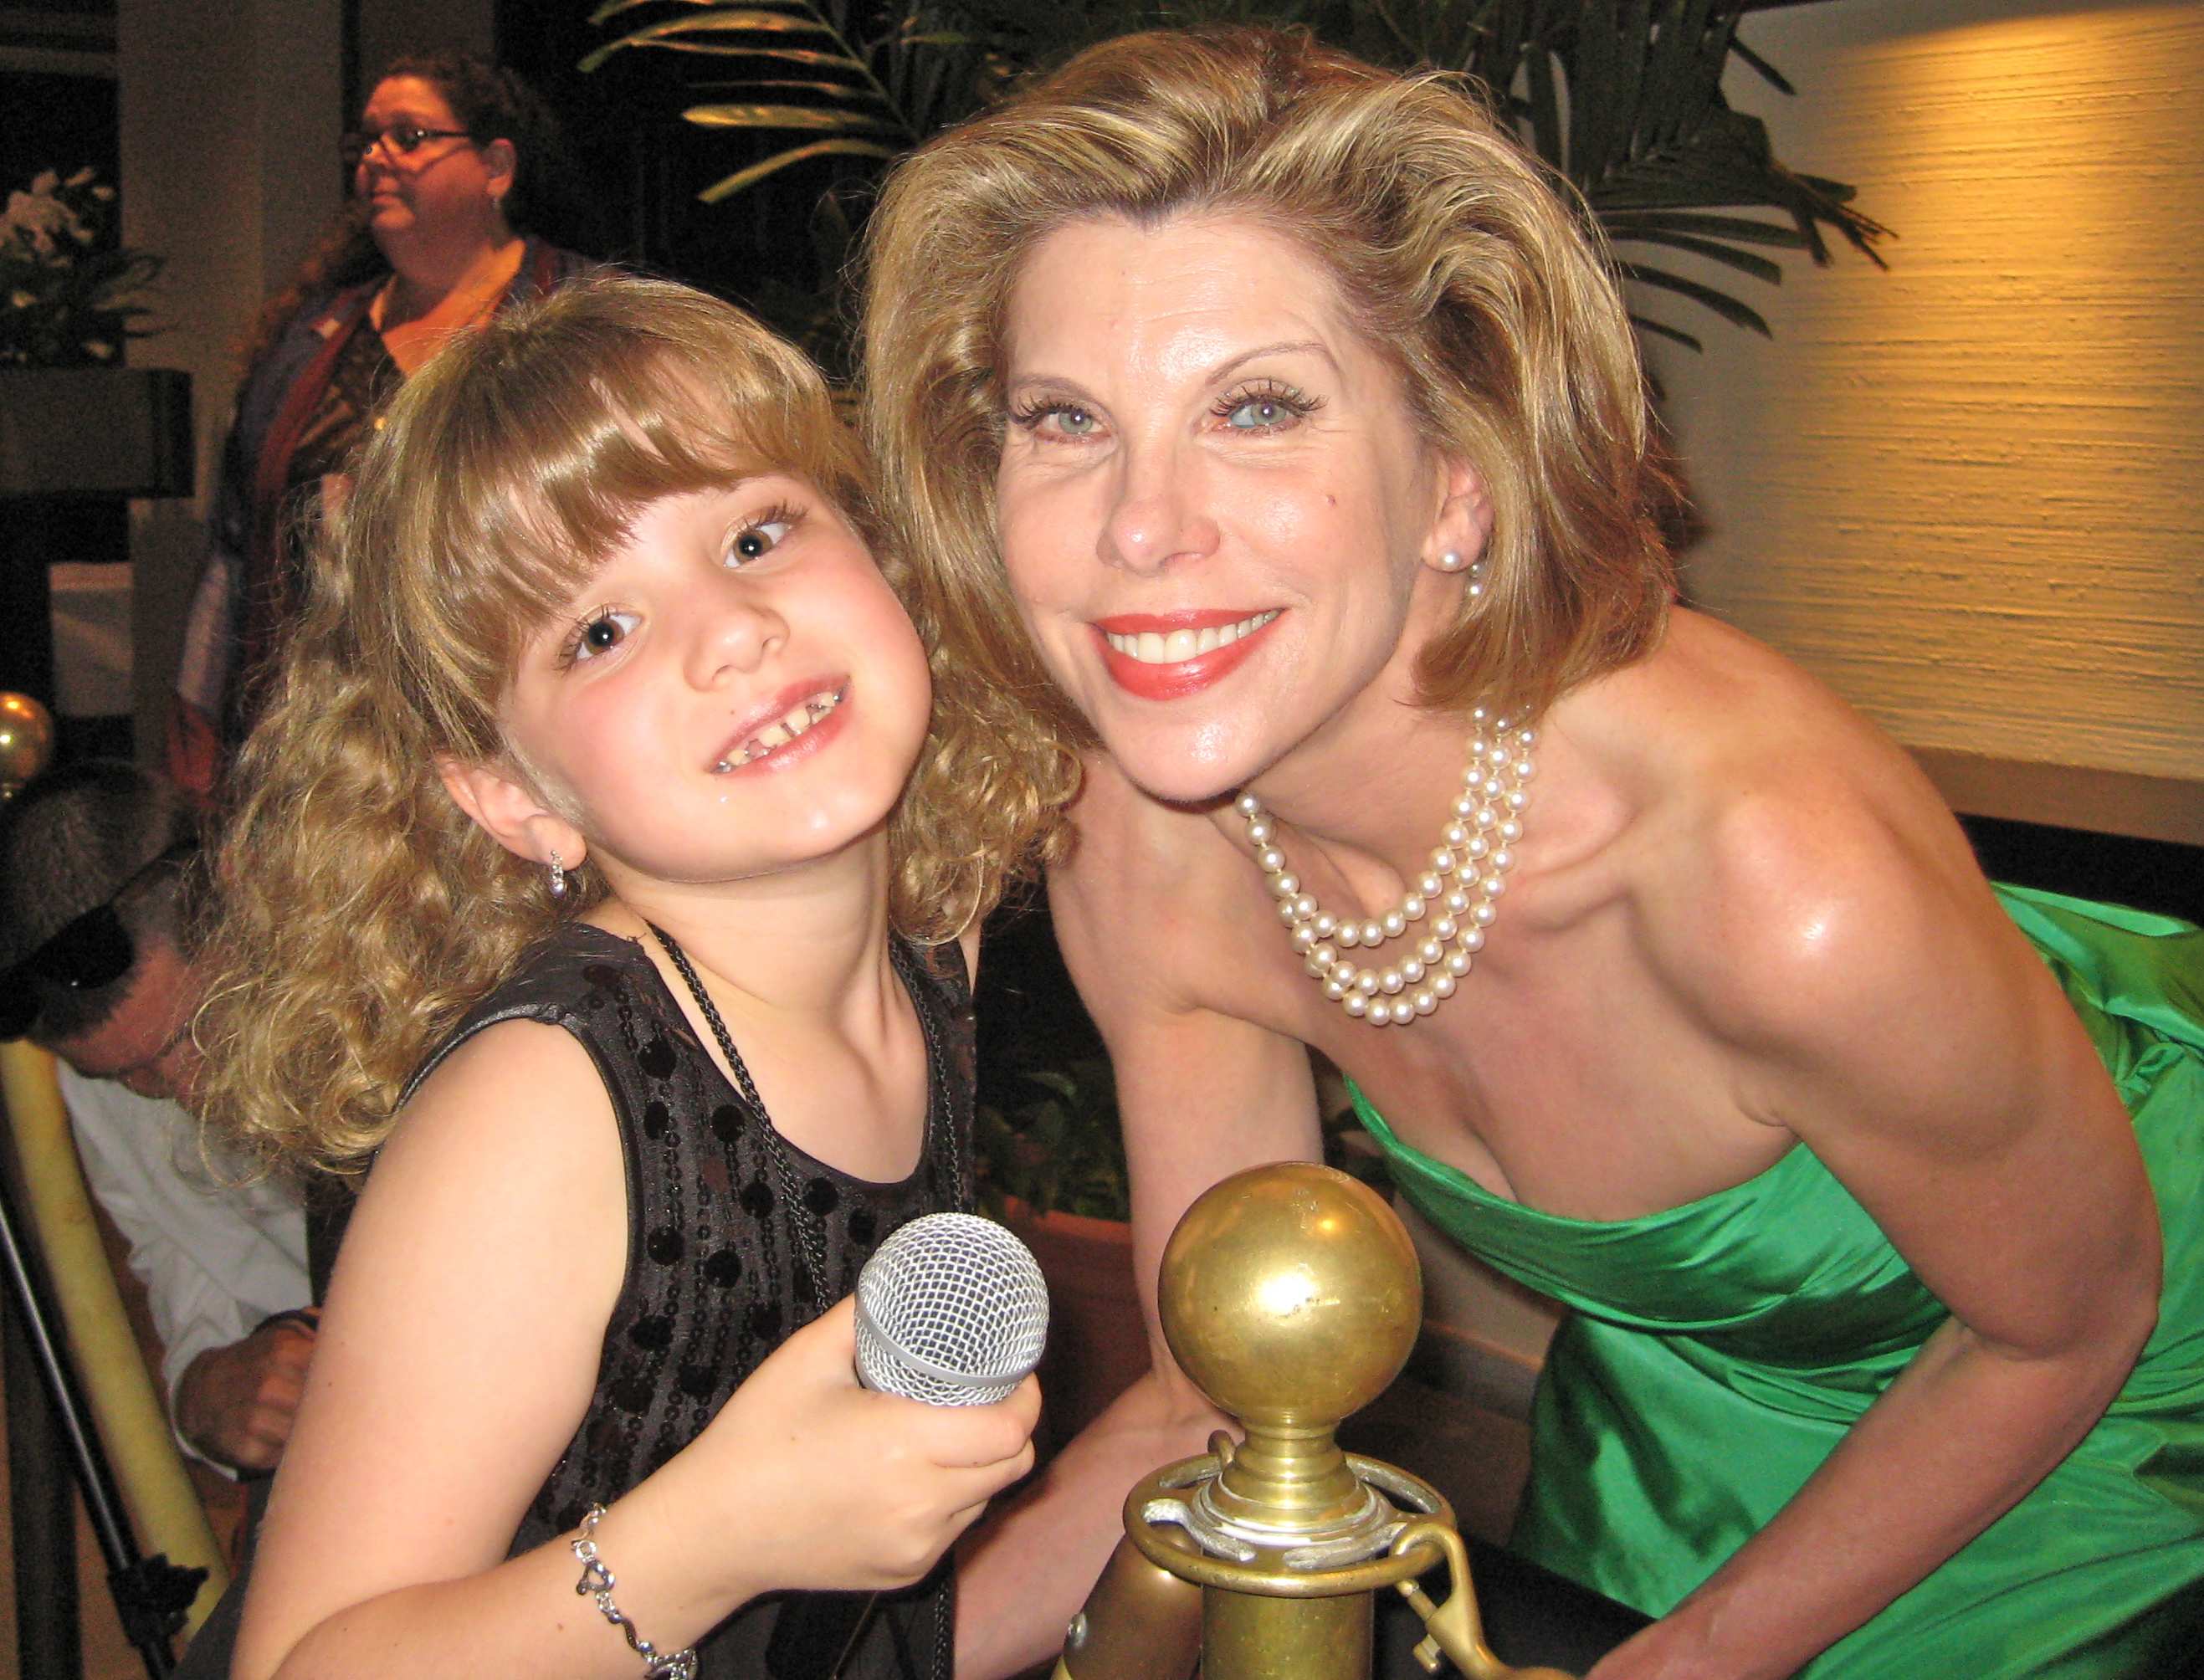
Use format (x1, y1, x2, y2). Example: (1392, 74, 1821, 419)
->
(685, 1212, 1049, 1598)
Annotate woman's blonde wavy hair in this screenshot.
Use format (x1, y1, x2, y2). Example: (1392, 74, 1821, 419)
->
(198, 272, 1022, 1176)
(860, 24, 1678, 867)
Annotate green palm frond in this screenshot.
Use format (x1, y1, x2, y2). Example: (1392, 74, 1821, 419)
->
(579, 7, 841, 74)
(582, 0, 1889, 356)
(1356, 0, 1889, 339)
(696, 136, 901, 202)
(683, 103, 902, 132)
(1617, 260, 1773, 336)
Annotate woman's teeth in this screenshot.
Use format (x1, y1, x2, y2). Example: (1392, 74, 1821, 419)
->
(1105, 610, 1278, 665)
(713, 689, 843, 772)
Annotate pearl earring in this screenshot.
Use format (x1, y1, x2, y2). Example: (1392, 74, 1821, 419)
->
(1436, 550, 1468, 572)
(547, 850, 566, 900)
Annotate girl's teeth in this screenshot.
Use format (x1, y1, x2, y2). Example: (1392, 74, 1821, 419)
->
(1108, 611, 1277, 665)
(715, 689, 843, 771)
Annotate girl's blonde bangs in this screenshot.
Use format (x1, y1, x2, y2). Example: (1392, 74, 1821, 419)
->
(351, 283, 869, 743)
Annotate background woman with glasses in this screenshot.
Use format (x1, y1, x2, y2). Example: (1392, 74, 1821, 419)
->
(166, 51, 593, 804)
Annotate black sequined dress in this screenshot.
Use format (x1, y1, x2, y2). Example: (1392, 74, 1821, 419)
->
(409, 921, 976, 1678)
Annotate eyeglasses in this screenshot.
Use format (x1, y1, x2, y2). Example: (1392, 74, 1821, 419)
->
(0, 842, 195, 1042)
(340, 124, 475, 170)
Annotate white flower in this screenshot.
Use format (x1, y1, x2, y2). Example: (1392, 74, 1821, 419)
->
(2, 165, 158, 365)
(4, 187, 72, 256)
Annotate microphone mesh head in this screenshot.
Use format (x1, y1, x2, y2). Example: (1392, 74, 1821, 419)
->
(855, 1212, 1049, 1406)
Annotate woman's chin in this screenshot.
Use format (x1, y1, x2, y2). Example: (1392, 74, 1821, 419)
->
(1103, 734, 1261, 810)
(364, 204, 412, 245)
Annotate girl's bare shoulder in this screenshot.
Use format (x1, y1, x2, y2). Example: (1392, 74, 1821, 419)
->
(377, 1017, 624, 1205)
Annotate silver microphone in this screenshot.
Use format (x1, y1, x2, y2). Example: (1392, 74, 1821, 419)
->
(854, 1212, 1049, 1405)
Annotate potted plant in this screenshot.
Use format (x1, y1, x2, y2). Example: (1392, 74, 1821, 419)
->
(2, 166, 161, 370)
(580, 0, 1889, 372)
(0, 165, 186, 500)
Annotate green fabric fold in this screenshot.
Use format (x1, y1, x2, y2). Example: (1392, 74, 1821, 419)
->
(1350, 885, 2204, 1676)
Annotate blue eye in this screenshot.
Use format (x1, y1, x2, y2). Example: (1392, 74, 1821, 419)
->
(1010, 399, 1102, 439)
(1217, 385, 1314, 432)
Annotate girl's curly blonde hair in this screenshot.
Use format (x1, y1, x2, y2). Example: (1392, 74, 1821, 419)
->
(197, 272, 1036, 1176)
(860, 25, 1678, 865)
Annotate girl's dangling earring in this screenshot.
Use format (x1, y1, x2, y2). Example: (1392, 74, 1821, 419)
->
(1466, 558, 1489, 601)
(547, 849, 567, 900)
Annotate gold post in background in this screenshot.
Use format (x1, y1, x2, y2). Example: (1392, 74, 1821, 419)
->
(0, 1027, 230, 1635)
(0, 690, 229, 1635)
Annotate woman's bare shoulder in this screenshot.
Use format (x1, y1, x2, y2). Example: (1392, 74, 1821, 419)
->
(1600, 611, 1958, 851)
(1046, 750, 1270, 1021)
(1586, 611, 1995, 1032)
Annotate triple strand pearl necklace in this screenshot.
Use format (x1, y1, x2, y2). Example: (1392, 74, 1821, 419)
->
(1235, 707, 1537, 1027)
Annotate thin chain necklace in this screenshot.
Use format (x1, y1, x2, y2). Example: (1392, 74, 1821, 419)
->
(1237, 706, 1535, 1027)
(648, 923, 835, 1311)
(646, 925, 965, 1308)
(648, 925, 960, 1680)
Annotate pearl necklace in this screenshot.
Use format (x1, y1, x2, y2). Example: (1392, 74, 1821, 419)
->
(1236, 708, 1535, 1027)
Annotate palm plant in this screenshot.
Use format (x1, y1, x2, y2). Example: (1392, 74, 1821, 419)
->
(582, 0, 1023, 367)
(1360, 0, 1889, 346)
(582, 0, 1887, 363)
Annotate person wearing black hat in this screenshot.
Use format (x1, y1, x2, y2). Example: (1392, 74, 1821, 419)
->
(0, 760, 310, 1475)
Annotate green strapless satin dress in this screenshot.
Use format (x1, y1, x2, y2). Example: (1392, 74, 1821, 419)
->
(1350, 885, 2204, 1676)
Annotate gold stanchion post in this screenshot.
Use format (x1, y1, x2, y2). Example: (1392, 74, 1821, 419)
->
(0, 1040, 229, 1631)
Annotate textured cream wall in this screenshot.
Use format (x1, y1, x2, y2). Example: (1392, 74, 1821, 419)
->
(119, 0, 344, 750)
(117, 0, 495, 755)
(1645, 0, 2203, 817)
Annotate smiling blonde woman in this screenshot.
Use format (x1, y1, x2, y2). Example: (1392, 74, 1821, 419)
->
(862, 24, 2204, 1680)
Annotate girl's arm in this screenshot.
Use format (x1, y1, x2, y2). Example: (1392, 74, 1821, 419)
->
(1589, 815, 2160, 1680)
(237, 1019, 1038, 1680)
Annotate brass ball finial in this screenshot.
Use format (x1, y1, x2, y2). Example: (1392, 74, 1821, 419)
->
(0, 693, 56, 800)
(1159, 1161, 1421, 1431)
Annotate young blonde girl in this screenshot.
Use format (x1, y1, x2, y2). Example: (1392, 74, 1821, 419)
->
(195, 272, 1039, 1678)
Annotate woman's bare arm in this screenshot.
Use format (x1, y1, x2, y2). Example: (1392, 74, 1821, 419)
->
(953, 792, 1326, 1679)
(1589, 804, 2160, 1680)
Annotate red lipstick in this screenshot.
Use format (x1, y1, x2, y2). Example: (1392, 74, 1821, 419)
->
(1091, 609, 1280, 702)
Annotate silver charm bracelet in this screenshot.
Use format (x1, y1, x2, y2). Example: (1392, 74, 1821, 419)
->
(570, 1504, 699, 1680)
